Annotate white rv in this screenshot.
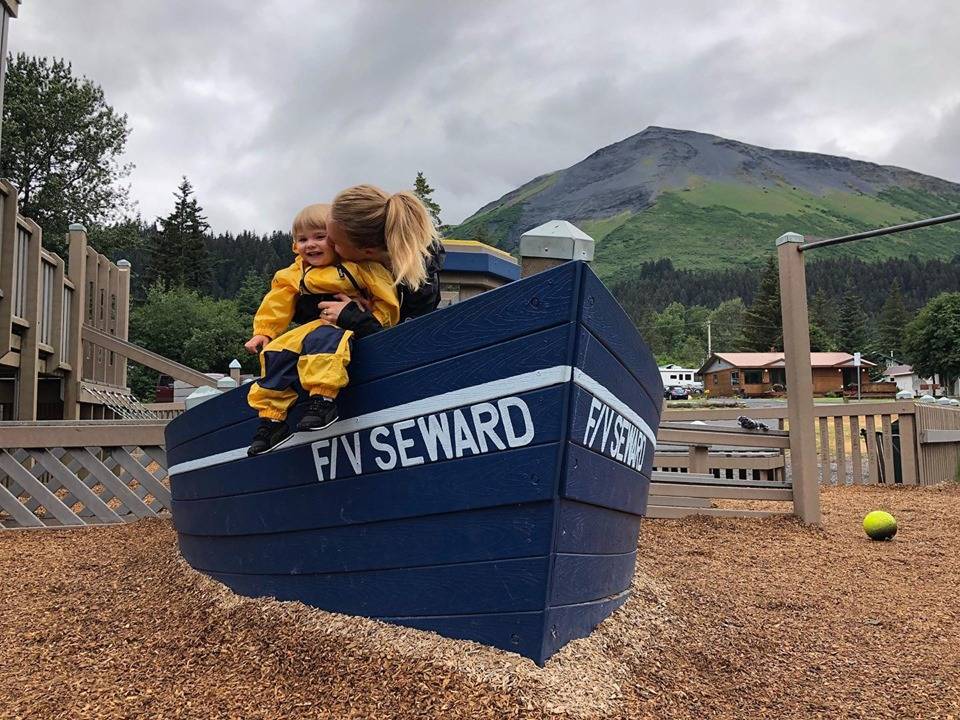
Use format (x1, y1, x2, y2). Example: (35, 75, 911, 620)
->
(659, 364, 703, 392)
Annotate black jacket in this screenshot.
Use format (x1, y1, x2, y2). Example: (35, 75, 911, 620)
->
(338, 240, 445, 338)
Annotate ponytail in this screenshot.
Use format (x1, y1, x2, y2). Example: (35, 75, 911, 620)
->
(331, 184, 439, 290)
(383, 191, 437, 290)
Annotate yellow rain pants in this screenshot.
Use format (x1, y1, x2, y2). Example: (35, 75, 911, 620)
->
(247, 319, 353, 421)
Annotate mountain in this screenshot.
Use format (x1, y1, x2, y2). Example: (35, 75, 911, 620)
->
(448, 127, 960, 283)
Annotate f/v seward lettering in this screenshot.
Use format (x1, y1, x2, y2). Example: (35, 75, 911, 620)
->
(582, 396, 648, 471)
(313, 396, 535, 481)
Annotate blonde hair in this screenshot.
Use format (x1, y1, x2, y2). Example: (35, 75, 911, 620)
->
(291, 203, 330, 251)
(331, 185, 439, 289)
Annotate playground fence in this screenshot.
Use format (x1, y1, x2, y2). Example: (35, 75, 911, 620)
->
(1, 401, 958, 528)
(0, 420, 169, 528)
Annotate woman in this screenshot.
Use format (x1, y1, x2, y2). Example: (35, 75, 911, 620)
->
(316, 184, 445, 337)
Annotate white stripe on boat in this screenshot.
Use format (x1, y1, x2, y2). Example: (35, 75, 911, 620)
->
(168, 366, 656, 476)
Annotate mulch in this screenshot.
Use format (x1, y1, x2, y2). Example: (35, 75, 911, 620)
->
(2, 484, 958, 719)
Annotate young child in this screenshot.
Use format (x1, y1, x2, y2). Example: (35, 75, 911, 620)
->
(244, 203, 400, 455)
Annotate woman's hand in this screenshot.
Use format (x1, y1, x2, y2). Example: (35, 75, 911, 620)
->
(244, 335, 271, 354)
(317, 293, 362, 324)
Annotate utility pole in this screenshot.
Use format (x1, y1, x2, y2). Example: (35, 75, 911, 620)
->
(706, 320, 712, 357)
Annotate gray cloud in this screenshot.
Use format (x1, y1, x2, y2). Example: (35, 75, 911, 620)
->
(8, 0, 960, 235)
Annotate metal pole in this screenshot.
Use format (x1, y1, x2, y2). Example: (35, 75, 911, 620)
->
(706, 319, 712, 356)
(800, 211, 960, 251)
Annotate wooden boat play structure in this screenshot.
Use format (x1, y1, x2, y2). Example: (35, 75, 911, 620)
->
(166, 261, 662, 665)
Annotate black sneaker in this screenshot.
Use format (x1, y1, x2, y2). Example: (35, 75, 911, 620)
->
(297, 396, 339, 431)
(247, 419, 291, 456)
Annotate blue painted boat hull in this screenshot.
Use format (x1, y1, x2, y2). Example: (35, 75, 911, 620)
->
(166, 262, 661, 665)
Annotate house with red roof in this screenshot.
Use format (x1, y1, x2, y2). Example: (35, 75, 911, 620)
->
(698, 352, 878, 397)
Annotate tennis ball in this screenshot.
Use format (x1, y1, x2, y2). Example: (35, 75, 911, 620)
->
(863, 510, 897, 541)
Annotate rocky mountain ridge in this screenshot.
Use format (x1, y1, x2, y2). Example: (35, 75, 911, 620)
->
(449, 127, 960, 280)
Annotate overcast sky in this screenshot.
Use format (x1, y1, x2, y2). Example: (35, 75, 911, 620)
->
(9, 1, 960, 235)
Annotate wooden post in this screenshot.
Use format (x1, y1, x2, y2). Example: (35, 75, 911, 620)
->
(897, 411, 919, 485)
(48, 254, 66, 368)
(96, 251, 109, 384)
(63, 224, 88, 420)
(116, 259, 131, 388)
(83, 244, 97, 381)
(107, 259, 120, 386)
(0, 181, 17, 358)
(519, 220, 595, 278)
(16, 221, 42, 419)
(688, 444, 709, 474)
(777, 232, 821, 524)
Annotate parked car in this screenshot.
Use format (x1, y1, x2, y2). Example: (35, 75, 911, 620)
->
(155, 374, 175, 403)
(664, 385, 689, 400)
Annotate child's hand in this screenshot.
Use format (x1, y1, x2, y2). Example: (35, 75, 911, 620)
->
(353, 293, 374, 313)
(245, 335, 271, 354)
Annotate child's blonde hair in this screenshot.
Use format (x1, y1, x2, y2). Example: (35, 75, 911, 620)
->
(331, 185, 438, 289)
(291, 203, 330, 251)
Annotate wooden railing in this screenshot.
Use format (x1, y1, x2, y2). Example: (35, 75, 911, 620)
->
(650, 422, 793, 519)
(660, 400, 921, 486)
(143, 402, 186, 420)
(915, 403, 960, 484)
(0, 421, 170, 529)
(648, 399, 960, 519)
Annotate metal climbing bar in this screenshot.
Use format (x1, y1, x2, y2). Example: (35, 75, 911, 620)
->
(800, 211, 960, 251)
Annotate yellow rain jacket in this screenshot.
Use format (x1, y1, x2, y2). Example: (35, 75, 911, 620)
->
(248, 258, 399, 420)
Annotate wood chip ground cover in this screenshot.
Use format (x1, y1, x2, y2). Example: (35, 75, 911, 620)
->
(2, 485, 958, 719)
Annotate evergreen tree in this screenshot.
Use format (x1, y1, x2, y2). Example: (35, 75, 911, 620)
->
(710, 298, 746, 353)
(836, 291, 870, 352)
(809, 289, 838, 344)
(472, 223, 492, 245)
(88, 217, 145, 259)
(147, 177, 211, 290)
(1, 54, 134, 254)
(413, 171, 442, 227)
(609, 255, 960, 331)
(877, 279, 909, 359)
(233, 270, 269, 316)
(743, 258, 782, 351)
(808, 323, 836, 352)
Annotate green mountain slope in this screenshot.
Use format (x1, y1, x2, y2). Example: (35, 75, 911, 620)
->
(448, 128, 960, 284)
